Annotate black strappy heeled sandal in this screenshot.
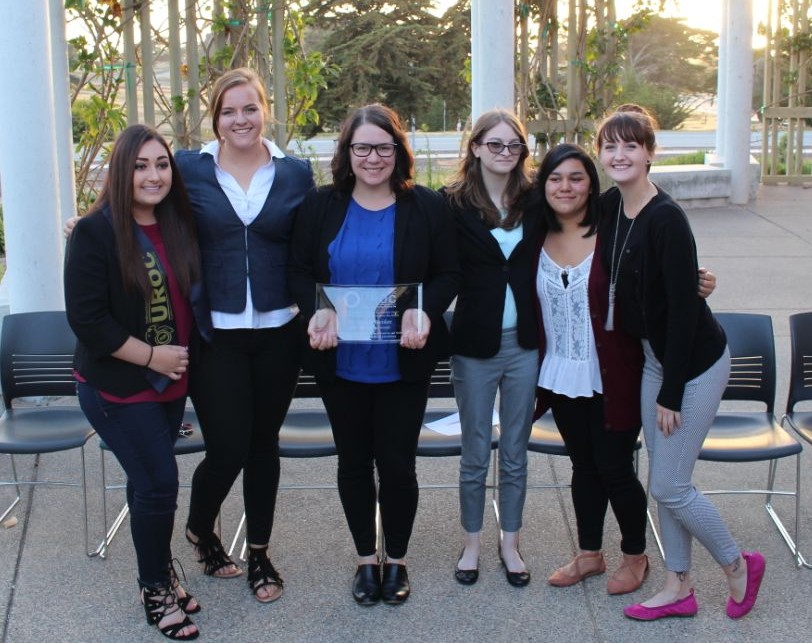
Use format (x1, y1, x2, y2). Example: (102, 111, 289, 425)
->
(140, 581, 199, 641)
(247, 546, 284, 603)
(169, 559, 201, 614)
(185, 530, 242, 578)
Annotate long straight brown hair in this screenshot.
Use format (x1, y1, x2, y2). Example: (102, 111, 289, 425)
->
(88, 124, 200, 299)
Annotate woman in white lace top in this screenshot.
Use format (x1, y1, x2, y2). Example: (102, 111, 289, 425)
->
(534, 144, 651, 595)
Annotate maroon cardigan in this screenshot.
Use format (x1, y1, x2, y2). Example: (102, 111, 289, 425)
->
(533, 232, 644, 432)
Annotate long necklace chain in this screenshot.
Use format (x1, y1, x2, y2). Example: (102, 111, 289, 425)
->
(606, 197, 637, 331)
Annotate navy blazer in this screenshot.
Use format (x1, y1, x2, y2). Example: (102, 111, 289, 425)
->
(289, 185, 462, 383)
(64, 207, 209, 397)
(534, 231, 644, 432)
(445, 194, 543, 357)
(175, 150, 314, 313)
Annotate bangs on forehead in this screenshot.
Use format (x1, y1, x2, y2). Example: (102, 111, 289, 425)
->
(598, 113, 655, 149)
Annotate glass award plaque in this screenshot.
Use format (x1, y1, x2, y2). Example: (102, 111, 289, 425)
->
(315, 283, 423, 343)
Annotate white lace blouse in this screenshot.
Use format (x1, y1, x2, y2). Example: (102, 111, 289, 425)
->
(536, 248, 603, 398)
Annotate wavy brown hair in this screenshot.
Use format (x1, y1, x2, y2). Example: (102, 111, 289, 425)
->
(88, 124, 200, 299)
(331, 104, 414, 195)
(444, 109, 533, 230)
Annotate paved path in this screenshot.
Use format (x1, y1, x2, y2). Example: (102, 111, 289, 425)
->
(2, 186, 812, 642)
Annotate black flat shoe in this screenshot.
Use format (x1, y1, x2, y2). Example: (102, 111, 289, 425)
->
(500, 553, 531, 588)
(454, 550, 479, 586)
(352, 563, 381, 606)
(381, 562, 410, 605)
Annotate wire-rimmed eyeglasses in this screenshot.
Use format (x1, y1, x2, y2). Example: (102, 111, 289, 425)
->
(483, 141, 526, 156)
(350, 143, 398, 158)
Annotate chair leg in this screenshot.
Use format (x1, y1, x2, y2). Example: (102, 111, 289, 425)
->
(0, 454, 22, 524)
(90, 447, 129, 559)
(644, 470, 665, 562)
(764, 454, 810, 568)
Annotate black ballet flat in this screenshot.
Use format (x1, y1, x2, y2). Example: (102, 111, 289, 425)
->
(352, 563, 381, 606)
(381, 562, 410, 605)
(454, 550, 479, 586)
(500, 552, 531, 588)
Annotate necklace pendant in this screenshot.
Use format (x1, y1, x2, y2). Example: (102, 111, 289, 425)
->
(606, 284, 616, 331)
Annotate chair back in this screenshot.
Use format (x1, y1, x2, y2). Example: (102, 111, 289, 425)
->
(0, 311, 79, 409)
(715, 312, 776, 413)
(428, 310, 456, 400)
(786, 311, 812, 413)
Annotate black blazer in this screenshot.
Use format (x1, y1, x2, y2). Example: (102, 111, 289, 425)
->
(64, 208, 208, 397)
(289, 185, 461, 383)
(446, 195, 544, 357)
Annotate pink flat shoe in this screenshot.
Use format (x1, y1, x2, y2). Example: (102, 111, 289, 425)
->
(726, 551, 766, 619)
(623, 590, 699, 621)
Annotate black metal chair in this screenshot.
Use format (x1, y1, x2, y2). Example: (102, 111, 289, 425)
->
(92, 409, 206, 559)
(779, 311, 812, 568)
(650, 313, 803, 565)
(0, 311, 95, 553)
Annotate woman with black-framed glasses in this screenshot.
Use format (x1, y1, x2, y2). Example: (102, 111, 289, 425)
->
(290, 103, 460, 606)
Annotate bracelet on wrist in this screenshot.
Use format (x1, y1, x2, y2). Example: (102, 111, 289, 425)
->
(145, 345, 154, 368)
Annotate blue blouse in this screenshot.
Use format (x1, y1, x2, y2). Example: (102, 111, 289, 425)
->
(328, 199, 399, 383)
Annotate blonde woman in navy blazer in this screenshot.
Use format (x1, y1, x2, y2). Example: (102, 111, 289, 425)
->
(177, 68, 314, 604)
(443, 109, 540, 587)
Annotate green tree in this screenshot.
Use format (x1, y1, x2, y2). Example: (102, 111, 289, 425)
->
(301, 0, 470, 131)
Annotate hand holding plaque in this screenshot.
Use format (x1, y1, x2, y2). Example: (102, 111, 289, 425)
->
(400, 309, 430, 349)
(307, 308, 338, 350)
(315, 283, 422, 344)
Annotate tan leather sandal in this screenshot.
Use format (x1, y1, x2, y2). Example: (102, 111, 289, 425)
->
(548, 551, 606, 587)
(607, 553, 649, 595)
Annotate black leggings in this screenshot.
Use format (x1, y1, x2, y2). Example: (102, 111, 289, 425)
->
(187, 322, 301, 545)
(321, 377, 430, 559)
(549, 392, 647, 555)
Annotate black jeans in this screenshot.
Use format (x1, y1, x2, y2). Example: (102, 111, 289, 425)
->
(321, 376, 430, 559)
(549, 392, 647, 555)
(78, 382, 185, 586)
(187, 321, 301, 545)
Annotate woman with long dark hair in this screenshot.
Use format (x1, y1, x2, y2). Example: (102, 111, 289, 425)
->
(65, 124, 204, 640)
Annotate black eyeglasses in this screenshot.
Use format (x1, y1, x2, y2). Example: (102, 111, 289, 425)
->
(483, 141, 526, 156)
(350, 143, 398, 158)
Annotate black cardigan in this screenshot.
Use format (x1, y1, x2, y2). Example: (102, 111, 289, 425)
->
(599, 186, 726, 410)
(64, 208, 207, 397)
(289, 185, 461, 383)
(445, 194, 543, 357)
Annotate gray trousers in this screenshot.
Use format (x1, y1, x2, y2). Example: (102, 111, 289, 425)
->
(642, 340, 740, 571)
(453, 329, 538, 532)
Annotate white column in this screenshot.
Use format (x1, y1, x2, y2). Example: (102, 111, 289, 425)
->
(471, 0, 514, 121)
(724, 0, 754, 204)
(49, 0, 78, 224)
(0, 0, 66, 312)
(715, 0, 730, 157)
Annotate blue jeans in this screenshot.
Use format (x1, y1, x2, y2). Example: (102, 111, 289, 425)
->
(78, 382, 185, 586)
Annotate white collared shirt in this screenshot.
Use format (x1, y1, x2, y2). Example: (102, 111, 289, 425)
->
(200, 138, 298, 329)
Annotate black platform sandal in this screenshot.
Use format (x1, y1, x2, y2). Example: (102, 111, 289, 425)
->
(185, 530, 242, 578)
(247, 546, 284, 603)
(140, 581, 200, 641)
(169, 559, 201, 614)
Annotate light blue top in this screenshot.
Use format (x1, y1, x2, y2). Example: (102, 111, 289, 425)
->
(328, 199, 399, 383)
(491, 222, 522, 329)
